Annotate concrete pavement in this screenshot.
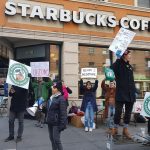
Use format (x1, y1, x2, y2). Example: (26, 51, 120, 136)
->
(0, 116, 149, 150)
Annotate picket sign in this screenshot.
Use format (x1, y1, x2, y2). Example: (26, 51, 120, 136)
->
(140, 92, 150, 117)
(6, 59, 31, 89)
(81, 68, 97, 79)
(109, 27, 136, 57)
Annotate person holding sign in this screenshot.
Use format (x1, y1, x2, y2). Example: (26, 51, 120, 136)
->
(111, 50, 136, 139)
(5, 85, 28, 142)
(80, 79, 98, 132)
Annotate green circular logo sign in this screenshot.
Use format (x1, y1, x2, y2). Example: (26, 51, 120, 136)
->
(144, 96, 150, 116)
(8, 63, 29, 86)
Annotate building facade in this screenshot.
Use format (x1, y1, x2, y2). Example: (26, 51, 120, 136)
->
(0, 0, 150, 103)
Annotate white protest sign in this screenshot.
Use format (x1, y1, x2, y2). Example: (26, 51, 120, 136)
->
(6, 59, 31, 89)
(133, 102, 143, 113)
(140, 92, 150, 117)
(109, 27, 136, 57)
(30, 62, 49, 77)
(81, 68, 97, 78)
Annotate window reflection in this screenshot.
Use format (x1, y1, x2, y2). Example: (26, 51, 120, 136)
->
(50, 45, 60, 81)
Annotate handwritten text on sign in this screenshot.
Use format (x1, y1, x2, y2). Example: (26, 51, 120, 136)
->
(31, 62, 49, 77)
(81, 68, 97, 78)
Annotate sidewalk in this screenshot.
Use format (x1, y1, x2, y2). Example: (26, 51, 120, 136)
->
(0, 117, 149, 150)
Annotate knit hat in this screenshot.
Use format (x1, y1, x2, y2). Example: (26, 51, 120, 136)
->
(53, 80, 62, 92)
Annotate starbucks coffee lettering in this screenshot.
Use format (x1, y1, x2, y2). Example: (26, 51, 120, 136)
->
(5, 1, 150, 31)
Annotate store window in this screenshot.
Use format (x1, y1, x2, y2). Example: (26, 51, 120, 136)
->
(79, 46, 110, 98)
(136, 0, 150, 8)
(50, 45, 61, 81)
(130, 50, 150, 99)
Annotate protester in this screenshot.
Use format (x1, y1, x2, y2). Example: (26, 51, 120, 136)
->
(111, 50, 136, 139)
(5, 85, 28, 142)
(61, 80, 72, 107)
(101, 79, 116, 133)
(80, 79, 98, 132)
(47, 81, 67, 150)
(32, 77, 52, 127)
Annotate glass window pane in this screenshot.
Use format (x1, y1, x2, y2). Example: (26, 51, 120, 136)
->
(130, 50, 150, 98)
(50, 45, 60, 80)
(137, 0, 150, 8)
(79, 46, 110, 98)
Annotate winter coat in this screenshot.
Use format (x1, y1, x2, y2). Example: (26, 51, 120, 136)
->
(46, 94, 67, 131)
(80, 79, 98, 112)
(32, 80, 52, 101)
(9, 85, 28, 112)
(101, 80, 116, 106)
(111, 58, 136, 103)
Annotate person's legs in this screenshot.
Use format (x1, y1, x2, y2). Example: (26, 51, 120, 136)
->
(48, 125, 63, 150)
(48, 125, 57, 150)
(107, 105, 115, 129)
(84, 104, 90, 130)
(53, 126, 63, 150)
(112, 102, 124, 136)
(89, 103, 94, 131)
(17, 111, 25, 138)
(5, 111, 16, 142)
(122, 102, 134, 139)
(114, 101, 124, 126)
(9, 111, 16, 137)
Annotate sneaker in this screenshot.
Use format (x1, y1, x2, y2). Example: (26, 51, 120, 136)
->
(16, 136, 22, 142)
(40, 124, 43, 128)
(85, 127, 88, 132)
(35, 122, 40, 127)
(89, 128, 93, 132)
(4, 136, 14, 142)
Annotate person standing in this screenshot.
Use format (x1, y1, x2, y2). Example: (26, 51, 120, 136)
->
(47, 81, 67, 150)
(111, 50, 136, 139)
(61, 80, 72, 107)
(101, 79, 116, 133)
(80, 79, 98, 132)
(5, 85, 28, 142)
(32, 77, 52, 127)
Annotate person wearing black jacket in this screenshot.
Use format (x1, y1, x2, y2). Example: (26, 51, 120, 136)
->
(111, 50, 136, 139)
(80, 79, 98, 132)
(5, 85, 28, 142)
(47, 81, 67, 150)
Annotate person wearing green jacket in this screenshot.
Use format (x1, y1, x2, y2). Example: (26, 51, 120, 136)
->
(32, 77, 52, 127)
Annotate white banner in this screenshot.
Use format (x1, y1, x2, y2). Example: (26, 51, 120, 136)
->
(30, 62, 49, 77)
(81, 68, 97, 78)
(109, 27, 136, 57)
(140, 92, 150, 117)
(6, 59, 31, 89)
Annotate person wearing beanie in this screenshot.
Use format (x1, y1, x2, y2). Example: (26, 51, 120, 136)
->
(80, 79, 98, 132)
(111, 49, 136, 139)
(46, 80, 67, 150)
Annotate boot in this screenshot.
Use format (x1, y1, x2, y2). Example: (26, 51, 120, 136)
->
(122, 128, 132, 140)
(111, 128, 118, 136)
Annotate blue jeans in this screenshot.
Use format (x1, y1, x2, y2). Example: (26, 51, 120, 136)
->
(107, 105, 115, 129)
(85, 102, 94, 128)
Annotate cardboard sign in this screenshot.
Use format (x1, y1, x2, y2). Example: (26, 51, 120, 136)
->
(31, 62, 49, 77)
(140, 92, 150, 117)
(81, 68, 97, 78)
(6, 59, 31, 89)
(109, 27, 136, 57)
